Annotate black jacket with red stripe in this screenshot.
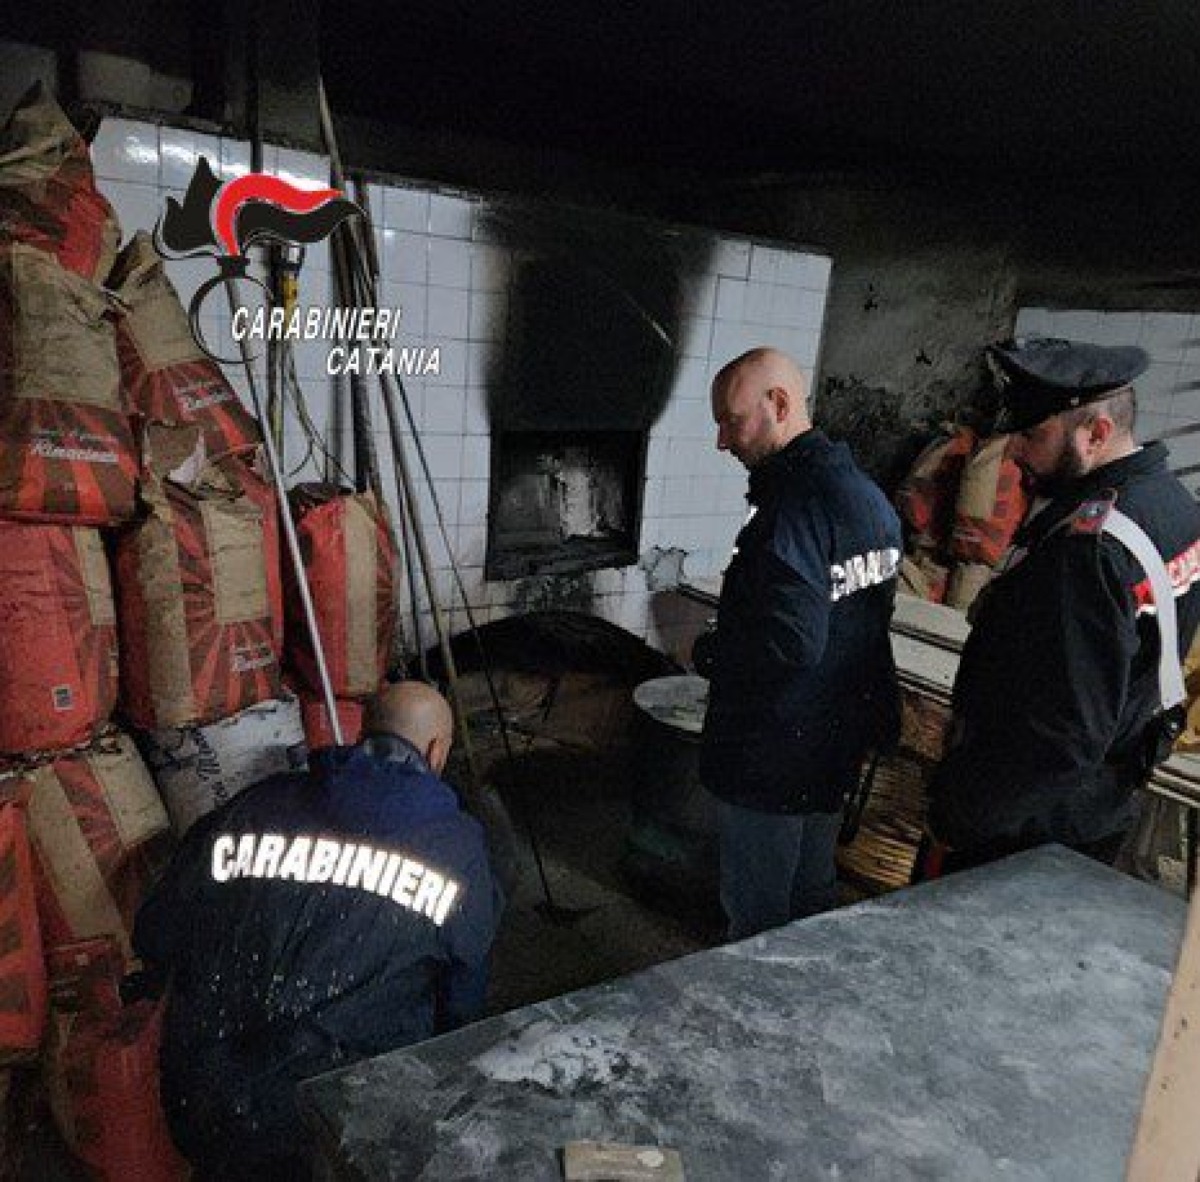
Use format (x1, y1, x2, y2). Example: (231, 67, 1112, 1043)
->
(930, 442, 1200, 851)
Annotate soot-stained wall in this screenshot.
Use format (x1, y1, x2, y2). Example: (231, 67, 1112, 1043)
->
(682, 174, 1200, 494)
(682, 177, 1019, 491)
(481, 202, 713, 433)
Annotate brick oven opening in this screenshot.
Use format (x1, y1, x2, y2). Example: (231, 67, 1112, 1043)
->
(486, 430, 645, 579)
(478, 209, 714, 583)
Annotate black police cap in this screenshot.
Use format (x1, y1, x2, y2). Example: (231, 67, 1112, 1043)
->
(990, 337, 1149, 433)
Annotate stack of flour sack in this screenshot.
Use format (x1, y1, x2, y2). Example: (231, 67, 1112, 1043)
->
(895, 424, 1030, 612)
(0, 84, 396, 1178)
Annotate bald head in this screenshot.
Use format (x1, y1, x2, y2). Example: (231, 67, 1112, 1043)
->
(711, 348, 811, 469)
(364, 681, 454, 773)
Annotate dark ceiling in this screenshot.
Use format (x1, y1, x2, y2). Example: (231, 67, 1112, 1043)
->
(320, 0, 1200, 186)
(4, 1, 1199, 190)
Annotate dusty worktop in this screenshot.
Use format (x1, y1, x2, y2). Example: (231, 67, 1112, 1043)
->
(300, 846, 1184, 1180)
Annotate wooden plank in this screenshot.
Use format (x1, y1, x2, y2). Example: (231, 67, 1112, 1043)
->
(564, 1141, 685, 1181)
(1127, 890, 1200, 1181)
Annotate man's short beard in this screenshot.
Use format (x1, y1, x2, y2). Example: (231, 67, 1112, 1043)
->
(1033, 435, 1089, 495)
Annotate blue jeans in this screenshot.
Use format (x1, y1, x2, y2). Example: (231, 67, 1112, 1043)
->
(716, 800, 842, 940)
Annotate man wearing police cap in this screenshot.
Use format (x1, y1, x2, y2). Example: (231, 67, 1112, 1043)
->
(926, 337, 1200, 871)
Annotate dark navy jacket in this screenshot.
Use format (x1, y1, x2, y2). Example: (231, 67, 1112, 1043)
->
(701, 431, 902, 813)
(134, 737, 500, 1167)
(930, 442, 1200, 851)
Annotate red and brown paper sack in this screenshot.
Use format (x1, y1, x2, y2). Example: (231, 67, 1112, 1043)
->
(950, 434, 1030, 567)
(0, 799, 46, 1062)
(0, 82, 120, 283)
(115, 427, 283, 729)
(0, 243, 138, 524)
(285, 485, 396, 699)
(898, 546, 949, 604)
(0, 521, 118, 755)
(13, 731, 171, 969)
(1175, 629, 1200, 753)
(109, 231, 261, 457)
(45, 939, 186, 1181)
(241, 448, 285, 651)
(895, 426, 976, 551)
(298, 691, 364, 750)
(945, 561, 993, 612)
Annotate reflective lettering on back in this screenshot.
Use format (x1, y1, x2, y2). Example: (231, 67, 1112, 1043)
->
(233, 834, 256, 877)
(307, 839, 340, 882)
(208, 832, 464, 927)
(345, 845, 389, 892)
(278, 837, 311, 880)
(393, 858, 423, 906)
(413, 869, 444, 918)
(433, 880, 460, 925)
(252, 834, 286, 877)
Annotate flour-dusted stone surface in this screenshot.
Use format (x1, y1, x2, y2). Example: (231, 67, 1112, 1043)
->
(301, 847, 1185, 1181)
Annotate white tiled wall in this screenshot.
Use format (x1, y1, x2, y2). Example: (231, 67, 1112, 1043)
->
(1016, 307, 1200, 492)
(91, 117, 831, 662)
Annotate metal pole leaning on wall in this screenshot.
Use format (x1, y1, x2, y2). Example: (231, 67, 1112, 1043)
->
(356, 217, 484, 785)
(326, 218, 383, 500)
(317, 90, 588, 918)
(316, 79, 481, 783)
(227, 49, 342, 743)
(330, 217, 445, 696)
(322, 179, 436, 685)
(344, 177, 427, 670)
(352, 182, 587, 919)
(344, 181, 482, 779)
(223, 278, 344, 745)
(377, 366, 483, 787)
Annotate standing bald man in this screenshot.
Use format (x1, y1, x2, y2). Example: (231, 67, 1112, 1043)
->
(135, 681, 501, 1180)
(698, 348, 902, 938)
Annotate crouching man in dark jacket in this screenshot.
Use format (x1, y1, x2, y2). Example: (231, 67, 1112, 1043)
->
(134, 681, 502, 1180)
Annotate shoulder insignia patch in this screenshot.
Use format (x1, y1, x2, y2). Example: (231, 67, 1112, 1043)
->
(1069, 498, 1113, 535)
